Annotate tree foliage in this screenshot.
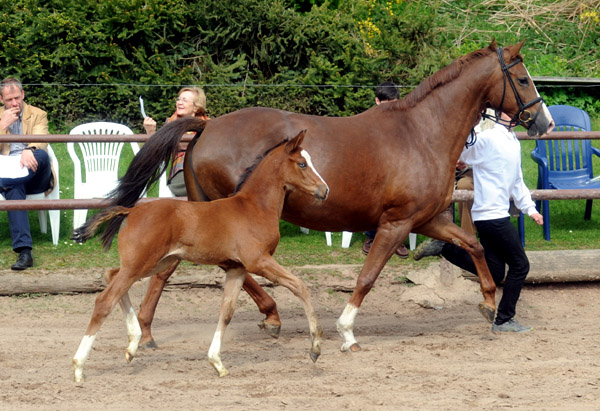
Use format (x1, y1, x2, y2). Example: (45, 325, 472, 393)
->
(0, 0, 597, 133)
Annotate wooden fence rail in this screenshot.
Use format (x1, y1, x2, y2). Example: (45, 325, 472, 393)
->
(0, 131, 598, 212)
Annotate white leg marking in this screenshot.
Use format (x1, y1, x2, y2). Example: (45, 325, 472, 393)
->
(301, 149, 329, 190)
(336, 304, 359, 352)
(73, 334, 96, 382)
(208, 330, 228, 377)
(124, 306, 142, 362)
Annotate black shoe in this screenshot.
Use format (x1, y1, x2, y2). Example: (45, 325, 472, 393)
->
(362, 237, 374, 255)
(11, 251, 33, 271)
(413, 239, 444, 261)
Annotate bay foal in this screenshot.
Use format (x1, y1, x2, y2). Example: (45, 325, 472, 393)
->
(72, 130, 329, 382)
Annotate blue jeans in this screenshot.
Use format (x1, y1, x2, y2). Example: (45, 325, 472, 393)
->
(0, 150, 52, 251)
(440, 217, 529, 324)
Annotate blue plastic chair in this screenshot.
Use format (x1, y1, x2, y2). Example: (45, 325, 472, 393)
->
(518, 105, 597, 244)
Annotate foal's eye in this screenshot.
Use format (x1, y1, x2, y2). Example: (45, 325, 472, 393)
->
(517, 77, 529, 86)
(298, 162, 307, 168)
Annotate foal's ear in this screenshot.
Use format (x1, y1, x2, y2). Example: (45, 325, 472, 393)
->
(488, 38, 497, 51)
(285, 129, 307, 154)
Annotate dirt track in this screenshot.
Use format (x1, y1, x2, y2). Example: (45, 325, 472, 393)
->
(0, 262, 599, 410)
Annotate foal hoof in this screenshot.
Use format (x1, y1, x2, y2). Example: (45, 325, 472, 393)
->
(257, 321, 281, 339)
(340, 342, 361, 352)
(478, 302, 496, 323)
(309, 350, 320, 363)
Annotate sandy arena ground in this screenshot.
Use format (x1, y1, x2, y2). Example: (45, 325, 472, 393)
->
(0, 262, 599, 410)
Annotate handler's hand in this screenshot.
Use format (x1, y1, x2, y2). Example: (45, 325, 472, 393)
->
(530, 212, 543, 226)
(143, 116, 156, 134)
(20, 149, 38, 172)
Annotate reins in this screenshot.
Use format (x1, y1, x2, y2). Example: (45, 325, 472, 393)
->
(467, 46, 544, 145)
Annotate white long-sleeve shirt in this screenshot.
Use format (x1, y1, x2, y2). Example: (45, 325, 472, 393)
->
(459, 123, 537, 222)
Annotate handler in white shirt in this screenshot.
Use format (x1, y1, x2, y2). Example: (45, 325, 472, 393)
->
(415, 111, 543, 333)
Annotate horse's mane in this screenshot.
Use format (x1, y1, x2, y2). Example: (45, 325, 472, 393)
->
(391, 45, 494, 111)
(234, 138, 289, 193)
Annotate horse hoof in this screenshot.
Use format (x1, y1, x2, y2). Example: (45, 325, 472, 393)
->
(309, 349, 321, 363)
(139, 339, 159, 350)
(349, 343, 361, 352)
(257, 321, 281, 339)
(125, 351, 134, 363)
(478, 302, 496, 323)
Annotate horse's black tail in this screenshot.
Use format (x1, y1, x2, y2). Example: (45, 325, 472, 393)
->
(71, 206, 131, 250)
(108, 117, 208, 208)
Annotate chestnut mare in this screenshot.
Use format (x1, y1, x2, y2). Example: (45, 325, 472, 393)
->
(71, 130, 329, 382)
(104, 40, 554, 353)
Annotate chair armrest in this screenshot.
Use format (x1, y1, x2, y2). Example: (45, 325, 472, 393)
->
(592, 146, 600, 158)
(530, 147, 550, 189)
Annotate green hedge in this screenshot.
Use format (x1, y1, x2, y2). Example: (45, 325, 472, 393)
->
(0, 0, 597, 133)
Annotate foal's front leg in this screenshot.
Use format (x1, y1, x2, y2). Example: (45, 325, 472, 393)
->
(251, 256, 322, 363)
(208, 267, 246, 377)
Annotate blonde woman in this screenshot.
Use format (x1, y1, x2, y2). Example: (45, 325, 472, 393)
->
(143, 87, 209, 196)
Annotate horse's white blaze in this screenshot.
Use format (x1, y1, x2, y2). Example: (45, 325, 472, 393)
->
(301, 149, 329, 190)
(525, 66, 553, 126)
(73, 334, 96, 382)
(336, 304, 359, 351)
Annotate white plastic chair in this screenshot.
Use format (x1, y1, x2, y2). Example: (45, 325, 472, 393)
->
(324, 231, 417, 249)
(68, 122, 138, 229)
(129, 145, 173, 198)
(0, 145, 61, 245)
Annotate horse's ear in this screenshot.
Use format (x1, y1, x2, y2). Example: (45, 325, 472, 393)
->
(509, 40, 526, 58)
(286, 129, 307, 153)
(488, 38, 497, 51)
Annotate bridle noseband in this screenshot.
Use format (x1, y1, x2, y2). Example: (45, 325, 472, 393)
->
(494, 47, 544, 129)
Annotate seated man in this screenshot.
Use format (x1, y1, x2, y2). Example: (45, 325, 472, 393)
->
(0, 77, 56, 270)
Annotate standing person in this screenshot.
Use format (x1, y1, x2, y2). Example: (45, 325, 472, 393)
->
(143, 87, 209, 196)
(413, 110, 543, 333)
(0, 77, 55, 270)
(362, 81, 409, 258)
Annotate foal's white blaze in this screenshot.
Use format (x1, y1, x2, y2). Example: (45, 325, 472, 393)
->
(301, 149, 329, 190)
(336, 304, 359, 352)
(73, 334, 96, 382)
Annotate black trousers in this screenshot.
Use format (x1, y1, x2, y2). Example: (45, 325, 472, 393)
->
(441, 217, 529, 324)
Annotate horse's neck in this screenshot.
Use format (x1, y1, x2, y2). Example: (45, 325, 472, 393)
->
(411, 58, 495, 159)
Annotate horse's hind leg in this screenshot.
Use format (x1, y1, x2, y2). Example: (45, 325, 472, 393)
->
(414, 214, 497, 322)
(251, 257, 322, 363)
(242, 272, 281, 338)
(73, 268, 138, 382)
(208, 267, 246, 377)
(137, 260, 181, 349)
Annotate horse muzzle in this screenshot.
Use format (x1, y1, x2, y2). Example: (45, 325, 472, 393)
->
(314, 184, 329, 201)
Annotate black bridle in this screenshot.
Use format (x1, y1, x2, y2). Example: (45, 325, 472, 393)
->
(493, 46, 544, 129)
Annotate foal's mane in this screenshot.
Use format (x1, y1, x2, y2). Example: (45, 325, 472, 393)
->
(234, 138, 289, 193)
(388, 45, 495, 111)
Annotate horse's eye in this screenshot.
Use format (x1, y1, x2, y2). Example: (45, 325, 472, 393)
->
(298, 162, 307, 168)
(517, 77, 529, 86)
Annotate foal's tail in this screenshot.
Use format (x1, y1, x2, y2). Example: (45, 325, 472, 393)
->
(71, 206, 131, 250)
(83, 117, 207, 247)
